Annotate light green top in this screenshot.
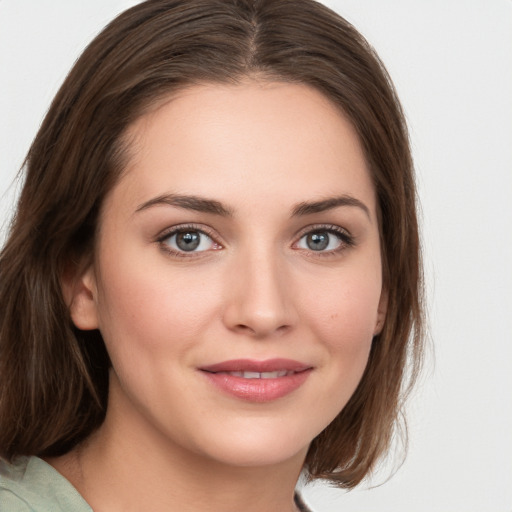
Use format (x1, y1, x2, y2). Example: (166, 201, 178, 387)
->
(0, 456, 92, 511)
(0, 456, 314, 512)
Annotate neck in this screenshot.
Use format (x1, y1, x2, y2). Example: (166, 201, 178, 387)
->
(49, 380, 307, 512)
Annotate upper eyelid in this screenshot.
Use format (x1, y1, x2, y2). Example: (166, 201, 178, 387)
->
(156, 224, 223, 257)
(154, 222, 353, 248)
(156, 223, 219, 242)
(293, 223, 352, 239)
(293, 224, 355, 252)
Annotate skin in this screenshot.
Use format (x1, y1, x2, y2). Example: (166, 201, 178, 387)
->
(56, 81, 387, 512)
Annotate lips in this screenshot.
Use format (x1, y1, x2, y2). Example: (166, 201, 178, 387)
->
(200, 358, 310, 373)
(199, 359, 313, 402)
(219, 370, 292, 379)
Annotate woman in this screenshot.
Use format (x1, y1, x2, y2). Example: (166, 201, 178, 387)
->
(0, 1, 424, 510)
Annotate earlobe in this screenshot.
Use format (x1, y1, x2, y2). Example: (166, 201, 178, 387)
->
(373, 289, 388, 336)
(62, 265, 99, 331)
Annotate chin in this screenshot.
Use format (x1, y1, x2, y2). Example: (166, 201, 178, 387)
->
(188, 419, 316, 469)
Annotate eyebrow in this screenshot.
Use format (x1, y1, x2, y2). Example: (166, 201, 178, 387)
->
(292, 195, 371, 219)
(135, 194, 233, 217)
(135, 193, 370, 220)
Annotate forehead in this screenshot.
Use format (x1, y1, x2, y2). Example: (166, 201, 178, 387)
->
(111, 80, 376, 217)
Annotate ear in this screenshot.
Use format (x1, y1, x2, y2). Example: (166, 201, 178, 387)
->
(373, 288, 388, 336)
(61, 264, 99, 331)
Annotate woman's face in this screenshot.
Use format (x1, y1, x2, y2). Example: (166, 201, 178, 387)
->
(72, 81, 386, 469)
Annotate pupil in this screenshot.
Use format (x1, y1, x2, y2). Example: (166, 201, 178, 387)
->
(176, 231, 200, 251)
(307, 232, 329, 251)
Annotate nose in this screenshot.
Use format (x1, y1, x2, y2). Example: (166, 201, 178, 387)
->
(222, 248, 298, 338)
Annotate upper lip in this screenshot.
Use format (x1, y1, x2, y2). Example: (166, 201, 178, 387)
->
(200, 358, 312, 373)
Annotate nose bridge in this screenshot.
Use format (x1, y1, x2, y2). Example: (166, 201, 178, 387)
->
(222, 241, 296, 337)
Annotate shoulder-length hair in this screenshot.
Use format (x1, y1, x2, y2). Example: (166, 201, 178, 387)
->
(0, 0, 424, 488)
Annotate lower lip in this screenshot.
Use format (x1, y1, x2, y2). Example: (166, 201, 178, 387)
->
(201, 370, 312, 402)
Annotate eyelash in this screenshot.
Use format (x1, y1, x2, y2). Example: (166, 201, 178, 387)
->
(156, 223, 355, 258)
(293, 224, 355, 257)
(156, 223, 221, 258)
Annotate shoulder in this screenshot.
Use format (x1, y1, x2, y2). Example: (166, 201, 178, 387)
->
(294, 491, 315, 512)
(0, 490, 33, 512)
(1, 457, 34, 511)
(0, 456, 92, 512)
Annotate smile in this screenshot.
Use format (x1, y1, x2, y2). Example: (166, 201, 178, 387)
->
(215, 370, 293, 379)
(199, 359, 313, 402)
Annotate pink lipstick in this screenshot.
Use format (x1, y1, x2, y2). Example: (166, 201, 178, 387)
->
(199, 358, 312, 402)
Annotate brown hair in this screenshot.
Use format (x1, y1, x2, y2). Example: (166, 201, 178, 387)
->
(0, 0, 424, 487)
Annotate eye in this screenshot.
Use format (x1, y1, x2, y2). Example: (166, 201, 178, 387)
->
(295, 227, 353, 253)
(159, 226, 221, 255)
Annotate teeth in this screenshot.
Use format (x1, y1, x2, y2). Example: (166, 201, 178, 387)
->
(262, 370, 288, 378)
(225, 370, 291, 379)
(243, 371, 261, 379)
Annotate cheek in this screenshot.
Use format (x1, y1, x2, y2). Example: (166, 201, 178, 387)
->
(293, 273, 380, 429)
(305, 272, 382, 344)
(301, 269, 382, 405)
(95, 256, 221, 355)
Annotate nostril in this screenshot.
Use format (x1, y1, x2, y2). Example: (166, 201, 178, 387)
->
(221, 279, 298, 337)
(232, 322, 291, 337)
(234, 323, 254, 333)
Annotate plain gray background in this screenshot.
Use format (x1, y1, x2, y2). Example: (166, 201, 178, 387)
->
(1, 1, 511, 511)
